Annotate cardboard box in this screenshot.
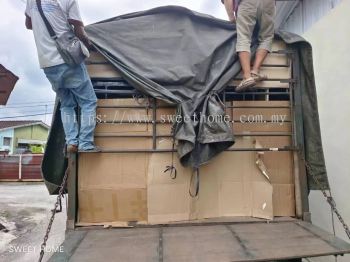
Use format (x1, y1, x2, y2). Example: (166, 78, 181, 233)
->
(147, 137, 275, 224)
(79, 153, 148, 189)
(78, 151, 149, 224)
(86, 51, 121, 79)
(79, 188, 147, 223)
(95, 137, 153, 150)
(96, 99, 151, 134)
(78, 97, 296, 225)
(273, 184, 296, 217)
(233, 101, 291, 123)
(197, 137, 274, 220)
(147, 139, 192, 224)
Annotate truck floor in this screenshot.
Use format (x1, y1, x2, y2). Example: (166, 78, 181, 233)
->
(49, 220, 350, 262)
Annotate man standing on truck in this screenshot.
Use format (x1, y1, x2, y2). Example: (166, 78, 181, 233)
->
(222, 0, 276, 92)
(25, 0, 99, 153)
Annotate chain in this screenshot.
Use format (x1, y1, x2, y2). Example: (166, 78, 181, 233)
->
(38, 167, 69, 262)
(303, 160, 350, 240)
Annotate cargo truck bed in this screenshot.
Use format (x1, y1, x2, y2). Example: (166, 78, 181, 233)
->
(45, 38, 350, 261)
(49, 218, 350, 262)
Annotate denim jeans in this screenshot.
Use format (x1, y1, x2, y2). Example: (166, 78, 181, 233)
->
(44, 63, 97, 150)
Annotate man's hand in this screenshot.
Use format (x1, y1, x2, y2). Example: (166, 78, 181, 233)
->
(68, 19, 94, 50)
(224, 0, 237, 23)
(229, 12, 237, 23)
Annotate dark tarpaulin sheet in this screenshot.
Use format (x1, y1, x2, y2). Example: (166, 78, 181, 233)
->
(42, 6, 328, 194)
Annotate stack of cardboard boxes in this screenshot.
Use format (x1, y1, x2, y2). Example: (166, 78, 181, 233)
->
(78, 40, 295, 226)
(78, 99, 295, 226)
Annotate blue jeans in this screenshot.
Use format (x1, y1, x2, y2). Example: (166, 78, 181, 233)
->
(44, 63, 97, 150)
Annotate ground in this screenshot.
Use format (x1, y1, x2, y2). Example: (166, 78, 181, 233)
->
(0, 182, 66, 262)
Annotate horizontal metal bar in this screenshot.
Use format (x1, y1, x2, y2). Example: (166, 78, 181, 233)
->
(95, 90, 139, 95)
(94, 132, 293, 138)
(91, 77, 123, 82)
(272, 49, 295, 55)
(89, 61, 291, 68)
(229, 106, 291, 109)
(231, 78, 295, 83)
(225, 91, 290, 95)
(95, 134, 171, 138)
(98, 120, 158, 124)
(86, 61, 109, 65)
(93, 81, 129, 86)
(80, 147, 297, 154)
(235, 133, 293, 137)
(261, 64, 290, 68)
(97, 120, 291, 124)
(93, 87, 292, 94)
(97, 105, 150, 109)
(97, 105, 177, 109)
(95, 90, 291, 96)
(232, 120, 291, 123)
(97, 105, 291, 110)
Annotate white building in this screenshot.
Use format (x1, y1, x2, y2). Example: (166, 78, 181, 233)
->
(276, 1, 350, 261)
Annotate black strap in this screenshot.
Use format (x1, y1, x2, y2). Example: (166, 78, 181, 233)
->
(189, 168, 200, 198)
(163, 137, 177, 180)
(36, 0, 57, 39)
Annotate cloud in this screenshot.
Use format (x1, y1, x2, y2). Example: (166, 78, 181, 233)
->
(0, 0, 229, 124)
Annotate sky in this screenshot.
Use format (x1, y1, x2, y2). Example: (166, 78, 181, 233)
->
(0, 0, 228, 125)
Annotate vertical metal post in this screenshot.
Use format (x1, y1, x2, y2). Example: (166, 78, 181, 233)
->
(152, 99, 157, 150)
(291, 49, 310, 221)
(18, 154, 22, 181)
(67, 153, 77, 230)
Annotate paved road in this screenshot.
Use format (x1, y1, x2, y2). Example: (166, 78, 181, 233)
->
(0, 183, 66, 262)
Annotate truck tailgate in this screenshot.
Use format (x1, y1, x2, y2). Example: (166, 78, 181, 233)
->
(49, 220, 350, 262)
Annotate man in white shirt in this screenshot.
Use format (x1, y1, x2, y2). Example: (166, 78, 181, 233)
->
(25, 0, 99, 153)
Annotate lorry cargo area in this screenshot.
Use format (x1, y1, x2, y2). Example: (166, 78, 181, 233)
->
(41, 6, 350, 262)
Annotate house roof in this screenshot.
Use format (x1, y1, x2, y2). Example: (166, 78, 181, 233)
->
(0, 64, 19, 105)
(0, 120, 50, 131)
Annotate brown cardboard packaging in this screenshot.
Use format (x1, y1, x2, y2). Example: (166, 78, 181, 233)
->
(196, 137, 274, 220)
(147, 137, 274, 224)
(94, 137, 153, 150)
(147, 139, 192, 224)
(79, 153, 148, 189)
(78, 151, 149, 223)
(273, 184, 296, 217)
(95, 99, 151, 134)
(79, 188, 147, 223)
(78, 97, 295, 225)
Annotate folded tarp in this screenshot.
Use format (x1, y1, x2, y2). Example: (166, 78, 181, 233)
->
(42, 6, 328, 194)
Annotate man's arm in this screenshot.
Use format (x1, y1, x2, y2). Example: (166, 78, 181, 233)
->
(66, 0, 94, 50)
(224, 0, 236, 23)
(68, 19, 93, 50)
(25, 14, 32, 30)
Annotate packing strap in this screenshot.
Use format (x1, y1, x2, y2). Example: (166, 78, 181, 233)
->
(36, 0, 58, 40)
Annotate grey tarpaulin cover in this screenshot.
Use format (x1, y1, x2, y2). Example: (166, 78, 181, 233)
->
(42, 6, 328, 194)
